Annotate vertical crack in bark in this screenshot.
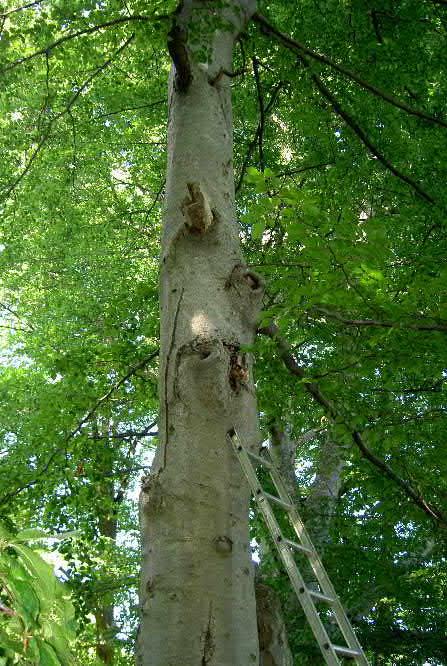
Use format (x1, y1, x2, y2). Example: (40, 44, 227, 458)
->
(201, 602, 215, 665)
(163, 287, 184, 468)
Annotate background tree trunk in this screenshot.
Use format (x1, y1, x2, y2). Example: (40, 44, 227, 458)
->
(95, 506, 117, 664)
(138, 2, 262, 664)
(305, 433, 347, 551)
(256, 582, 293, 666)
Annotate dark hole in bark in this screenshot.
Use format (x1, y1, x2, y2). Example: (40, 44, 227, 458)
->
(244, 270, 262, 291)
(145, 579, 154, 597)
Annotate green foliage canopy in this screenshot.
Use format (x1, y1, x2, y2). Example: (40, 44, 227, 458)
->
(0, 0, 446, 663)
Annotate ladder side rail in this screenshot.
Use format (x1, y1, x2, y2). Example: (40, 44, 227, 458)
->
(276, 540, 342, 666)
(265, 452, 368, 664)
(267, 462, 316, 551)
(287, 503, 369, 665)
(228, 436, 341, 666)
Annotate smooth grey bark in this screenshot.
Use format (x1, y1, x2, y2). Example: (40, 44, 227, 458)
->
(256, 582, 293, 666)
(305, 433, 347, 550)
(138, 3, 263, 664)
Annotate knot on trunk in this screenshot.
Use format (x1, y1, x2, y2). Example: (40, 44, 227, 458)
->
(225, 263, 264, 328)
(213, 535, 233, 554)
(176, 337, 232, 410)
(140, 472, 164, 516)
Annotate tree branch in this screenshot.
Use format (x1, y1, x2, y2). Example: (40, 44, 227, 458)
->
(258, 322, 447, 527)
(309, 306, 447, 332)
(0, 1, 44, 18)
(236, 81, 285, 192)
(0, 302, 34, 331)
(308, 70, 435, 204)
(276, 161, 334, 178)
(0, 350, 159, 505)
(252, 12, 447, 130)
(95, 99, 165, 118)
(252, 57, 265, 171)
(113, 420, 157, 503)
(69, 349, 159, 440)
(90, 423, 158, 441)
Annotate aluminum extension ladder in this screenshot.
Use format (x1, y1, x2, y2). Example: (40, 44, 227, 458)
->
(227, 428, 369, 666)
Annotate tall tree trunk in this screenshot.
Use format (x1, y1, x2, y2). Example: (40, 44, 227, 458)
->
(138, 2, 262, 664)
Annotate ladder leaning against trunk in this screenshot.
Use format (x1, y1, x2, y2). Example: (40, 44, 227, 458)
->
(227, 428, 369, 666)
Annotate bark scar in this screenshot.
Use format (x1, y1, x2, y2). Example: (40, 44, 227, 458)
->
(225, 263, 263, 293)
(225, 342, 249, 393)
(181, 182, 216, 235)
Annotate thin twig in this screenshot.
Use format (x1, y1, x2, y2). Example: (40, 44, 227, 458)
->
(1, 34, 135, 202)
(0, 302, 34, 331)
(69, 349, 159, 439)
(113, 419, 157, 503)
(0, 1, 44, 18)
(236, 82, 285, 192)
(1, 14, 167, 75)
(276, 162, 334, 178)
(310, 306, 447, 332)
(0, 349, 159, 504)
(143, 179, 166, 226)
(96, 99, 165, 118)
(252, 57, 265, 171)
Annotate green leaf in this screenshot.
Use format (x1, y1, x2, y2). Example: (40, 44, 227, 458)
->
(15, 528, 49, 542)
(10, 543, 55, 600)
(37, 638, 62, 666)
(252, 220, 266, 240)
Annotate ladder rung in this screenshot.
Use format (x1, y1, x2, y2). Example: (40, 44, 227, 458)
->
(308, 589, 335, 604)
(281, 538, 313, 555)
(332, 644, 362, 659)
(246, 450, 273, 468)
(263, 492, 293, 510)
